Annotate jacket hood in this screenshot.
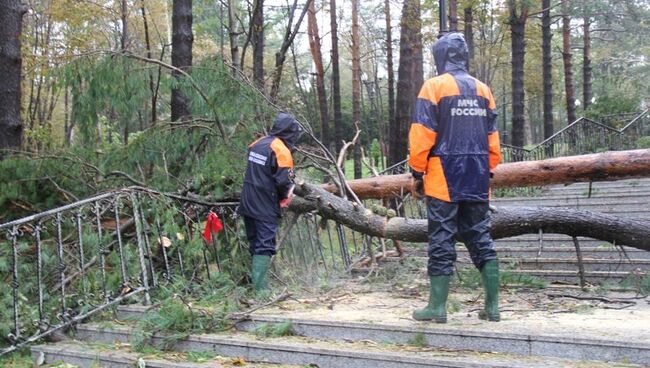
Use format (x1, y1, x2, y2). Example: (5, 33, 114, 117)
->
(432, 32, 469, 75)
(269, 112, 301, 150)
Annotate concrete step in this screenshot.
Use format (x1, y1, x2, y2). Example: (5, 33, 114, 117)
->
(408, 244, 650, 260)
(76, 321, 648, 367)
(543, 178, 650, 190)
(31, 342, 230, 368)
(484, 258, 649, 272)
(477, 245, 648, 260)
(493, 201, 650, 213)
(505, 269, 638, 283)
(493, 193, 650, 206)
(541, 187, 650, 196)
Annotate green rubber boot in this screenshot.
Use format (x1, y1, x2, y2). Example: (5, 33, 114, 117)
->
(478, 260, 500, 322)
(413, 275, 450, 323)
(251, 255, 271, 294)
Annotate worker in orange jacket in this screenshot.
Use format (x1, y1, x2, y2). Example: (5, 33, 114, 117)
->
(239, 113, 300, 295)
(408, 32, 502, 323)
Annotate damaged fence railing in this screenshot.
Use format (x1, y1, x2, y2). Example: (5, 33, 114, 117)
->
(0, 186, 371, 356)
(0, 188, 245, 356)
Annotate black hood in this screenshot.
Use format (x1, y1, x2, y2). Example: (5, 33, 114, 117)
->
(269, 112, 301, 150)
(432, 32, 469, 75)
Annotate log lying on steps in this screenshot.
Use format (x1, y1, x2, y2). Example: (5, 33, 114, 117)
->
(323, 149, 650, 199)
(293, 182, 650, 252)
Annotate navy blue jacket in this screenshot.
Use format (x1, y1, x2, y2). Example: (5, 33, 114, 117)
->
(408, 33, 501, 202)
(238, 113, 300, 223)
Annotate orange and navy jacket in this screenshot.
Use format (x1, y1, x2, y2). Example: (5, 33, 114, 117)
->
(238, 114, 298, 222)
(408, 34, 501, 202)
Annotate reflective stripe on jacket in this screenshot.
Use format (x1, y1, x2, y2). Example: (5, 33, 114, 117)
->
(408, 71, 501, 202)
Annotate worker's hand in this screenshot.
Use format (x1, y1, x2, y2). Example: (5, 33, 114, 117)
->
(411, 171, 424, 199)
(279, 196, 292, 208)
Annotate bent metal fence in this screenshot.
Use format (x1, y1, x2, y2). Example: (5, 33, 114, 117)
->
(0, 186, 384, 356)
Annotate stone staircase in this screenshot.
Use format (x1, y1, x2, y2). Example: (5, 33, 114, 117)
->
(488, 178, 650, 285)
(31, 301, 650, 367)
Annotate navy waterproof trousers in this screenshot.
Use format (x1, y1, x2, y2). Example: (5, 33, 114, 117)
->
(427, 197, 497, 276)
(243, 216, 279, 256)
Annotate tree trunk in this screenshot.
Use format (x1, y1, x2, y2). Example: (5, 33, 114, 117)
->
(323, 149, 650, 199)
(251, 0, 264, 91)
(448, 0, 458, 31)
(384, 0, 395, 162)
(330, 0, 344, 154)
(542, 0, 553, 142)
(463, 6, 474, 73)
(141, 0, 157, 126)
(228, 0, 241, 70)
(390, 0, 422, 167)
(121, 0, 129, 51)
(269, 0, 311, 103)
(562, 0, 576, 124)
(582, 3, 592, 111)
(0, 0, 26, 151)
(508, 1, 528, 148)
(292, 182, 650, 251)
(352, 0, 362, 179)
(171, 0, 193, 122)
(308, 0, 329, 147)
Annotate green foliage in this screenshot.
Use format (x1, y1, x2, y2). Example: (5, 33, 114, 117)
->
(254, 321, 295, 338)
(406, 332, 427, 348)
(620, 274, 650, 296)
(636, 136, 650, 149)
(131, 281, 241, 352)
(0, 350, 33, 368)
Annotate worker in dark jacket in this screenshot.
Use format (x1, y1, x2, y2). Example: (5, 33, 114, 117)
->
(408, 32, 502, 323)
(239, 112, 300, 295)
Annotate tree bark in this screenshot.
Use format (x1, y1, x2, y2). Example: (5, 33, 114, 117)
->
(542, 0, 553, 142)
(448, 0, 458, 31)
(292, 182, 650, 251)
(330, 0, 344, 154)
(463, 6, 474, 74)
(562, 0, 577, 124)
(171, 0, 193, 122)
(323, 149, 650, 199)
(0, 0, 27, 151)
(390, 0, 422, 167)
(251, 0, 264, 91)
(228, 0, 241, 70)
(582, 2, 592, 111)
(308, 0, 329, 147)
(121, 0, 129, 51)
(384, 0, 395, 162)
(141, 0, 157, 126)
(352, 0, 362, 179)
(508, 1, 528, 148)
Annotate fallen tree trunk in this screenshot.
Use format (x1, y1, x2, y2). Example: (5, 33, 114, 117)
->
(323, 149, 650, 199)
(293, 182, 650, 252)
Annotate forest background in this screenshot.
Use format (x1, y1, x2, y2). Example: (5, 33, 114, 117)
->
(0, 0, 649, 218)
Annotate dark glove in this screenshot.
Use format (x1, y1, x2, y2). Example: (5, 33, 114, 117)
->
(412, 177, 424, 199)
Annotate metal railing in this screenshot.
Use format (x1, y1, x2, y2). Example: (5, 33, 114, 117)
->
(0, 185, 382, 355)
(501, 110, 649, 162)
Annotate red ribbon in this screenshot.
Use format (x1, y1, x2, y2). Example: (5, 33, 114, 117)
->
(202, 211, 223, 242)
